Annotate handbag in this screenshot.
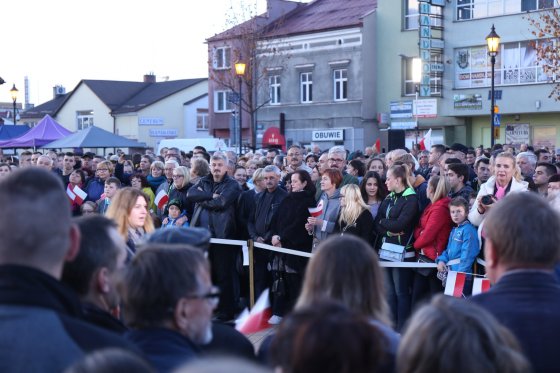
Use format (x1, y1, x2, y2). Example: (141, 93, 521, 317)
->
(415, 253, 436, 277)
(379, 242, 407, 262)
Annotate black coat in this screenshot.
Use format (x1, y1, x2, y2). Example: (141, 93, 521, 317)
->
(471, 271, 560, 373)
(248, 187, 288, 243)
(374, 188, 419, 259)
(126, 327, 200, 372)
(0, 265, 136, 372)
(335, 209, 375, 246)
(187, 175, 241, 239)
(272, 190, 316, 271)
(236, 189, 258, 240)
(167, 182, 194, 221)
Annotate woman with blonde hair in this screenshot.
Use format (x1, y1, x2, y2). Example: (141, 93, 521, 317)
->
(468, 151, 528, 251)
(335, 184, 375, 245)
(163, 166, 194, 227)
(86, 160, 114, 202)
(106, 187, 154, 254)
(147, 160, 166, 193)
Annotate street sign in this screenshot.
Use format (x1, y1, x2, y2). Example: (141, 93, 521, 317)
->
(228, 92, 240, 104)
(494, 114, 501, 127)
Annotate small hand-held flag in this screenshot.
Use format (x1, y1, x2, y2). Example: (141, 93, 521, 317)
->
(67, 184, 88, 206)
(155, 190, 169, 210)
(444, 271, 491, 298)
(308, 200, 324, 217)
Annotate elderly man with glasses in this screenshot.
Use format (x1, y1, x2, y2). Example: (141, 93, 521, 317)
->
(327, 145, 359, 188)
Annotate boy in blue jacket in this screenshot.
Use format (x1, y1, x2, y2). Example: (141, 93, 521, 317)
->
(436, 197, 480, 273)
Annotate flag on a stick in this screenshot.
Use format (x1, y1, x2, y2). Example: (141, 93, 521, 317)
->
(308, 200, 324, 217)
(418, 128, 432, 151)
(444, 271, 491, 298)
(235, 289, 272, 334)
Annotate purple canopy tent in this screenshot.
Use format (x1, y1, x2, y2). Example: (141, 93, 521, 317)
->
(0, 115, 73, 150)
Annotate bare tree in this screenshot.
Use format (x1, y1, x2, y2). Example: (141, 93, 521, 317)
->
(526, 2, 560, 100)
(208, 0, 293, 149)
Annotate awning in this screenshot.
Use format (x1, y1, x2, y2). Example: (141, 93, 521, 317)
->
(262, 127, 286, 147)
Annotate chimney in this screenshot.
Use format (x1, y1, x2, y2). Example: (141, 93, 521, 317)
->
(53, 85, 66, 98)
(143, 73, 156, 83)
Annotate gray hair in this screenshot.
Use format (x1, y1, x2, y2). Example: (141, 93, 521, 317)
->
(210, 153, 228, 163)
(263, 165, 281, 176)
(164, 159, 179, 167)
(516, 151, 537, 167)
(328, 146, 347, 160)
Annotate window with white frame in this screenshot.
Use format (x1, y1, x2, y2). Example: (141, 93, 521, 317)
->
(405, 0, 419, 29)
(404, 57, 442, 96)
(405, 0, 443, 29)
(333, 69, 348, 101)
(77, 110, 94, 130)
(214, 90, 233, 112)
(300, 72, 313, 103)
(213, 47, 231, 69)
(454, 40, 554, 89)
(269, 75, 281, 104)
(196, 109, 209, 130)
(404, 58, 418, 96)
(457, 0, 556, 21)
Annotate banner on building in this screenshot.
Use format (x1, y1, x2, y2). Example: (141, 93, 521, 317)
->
(505, 123, 530, 146)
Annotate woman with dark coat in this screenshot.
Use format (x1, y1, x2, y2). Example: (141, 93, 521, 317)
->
(375, 164, 419, 331)
(268, 170, 317, 324)
(335, 184, 375, 245)
(163, 166, 194, 226)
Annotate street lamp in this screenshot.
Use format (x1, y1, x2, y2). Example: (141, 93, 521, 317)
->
(235, 60, 246, 156)
(486, 24, 500, 149)
(10, 84, 18, 125)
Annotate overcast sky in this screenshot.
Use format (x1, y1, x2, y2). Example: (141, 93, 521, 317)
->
(3, 0, 307, 105)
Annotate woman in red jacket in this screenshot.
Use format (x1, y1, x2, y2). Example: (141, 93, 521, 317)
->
(411, 175, 453, 307)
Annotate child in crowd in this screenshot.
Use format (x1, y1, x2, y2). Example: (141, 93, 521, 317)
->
(97, 177, 121, 215)
(162, 199, 189, 228)
(436, 197, 480, 274)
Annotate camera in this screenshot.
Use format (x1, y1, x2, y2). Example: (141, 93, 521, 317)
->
(481, 195, 494, 205)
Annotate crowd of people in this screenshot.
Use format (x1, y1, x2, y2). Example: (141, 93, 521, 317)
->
(0, 140, 558, 372)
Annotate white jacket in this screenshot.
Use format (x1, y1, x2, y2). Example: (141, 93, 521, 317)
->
(468, 176, 528, 250)
(468, 175, 528, 227)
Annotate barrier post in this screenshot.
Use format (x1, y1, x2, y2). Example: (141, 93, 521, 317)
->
(248, 239, 255, 308)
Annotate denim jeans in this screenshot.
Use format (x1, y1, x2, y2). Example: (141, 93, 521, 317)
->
(384, 267, 413, 331)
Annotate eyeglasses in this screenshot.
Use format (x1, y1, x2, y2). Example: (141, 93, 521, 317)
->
(328, 158, 345, 163)
(172, 175, 184, 178)
(96, 168, 109, 172)
(185, 286, 220, 307)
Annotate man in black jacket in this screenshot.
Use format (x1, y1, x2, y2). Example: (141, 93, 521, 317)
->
(0, 168, 136, 372)
(471, 193, 560, 373)
(188, 153, 242, 321)
(62, 215, 128, 334)
(248, 165, 288, 300)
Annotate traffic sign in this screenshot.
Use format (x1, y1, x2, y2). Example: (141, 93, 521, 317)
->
(493, 114, 501, 127)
